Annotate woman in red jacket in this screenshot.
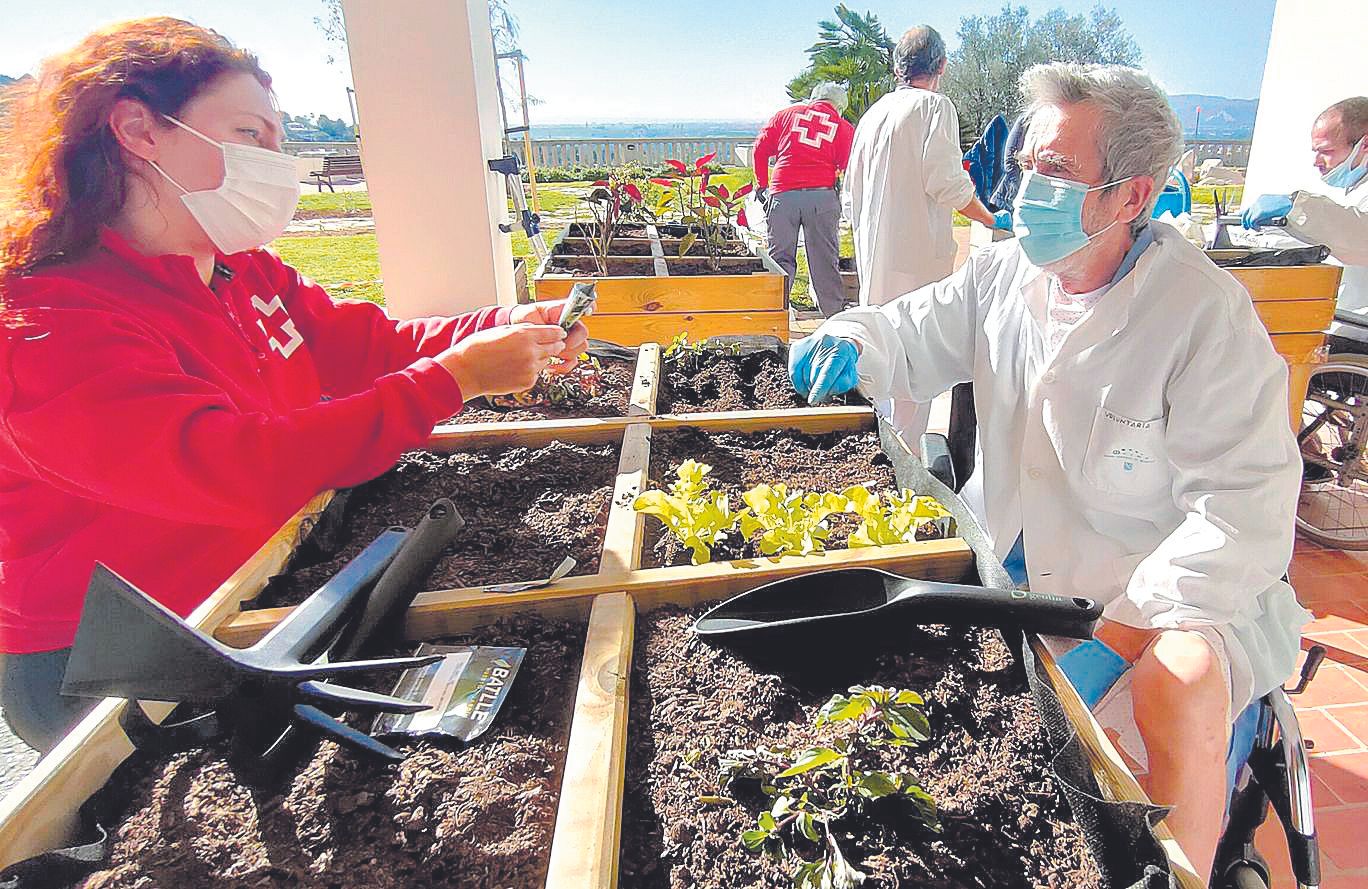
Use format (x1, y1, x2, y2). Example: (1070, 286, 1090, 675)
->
(0, 18, 587, 751)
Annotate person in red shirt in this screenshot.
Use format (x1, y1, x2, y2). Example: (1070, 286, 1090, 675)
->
(0, 18, 588, 751)
(752, 83, 856, 316)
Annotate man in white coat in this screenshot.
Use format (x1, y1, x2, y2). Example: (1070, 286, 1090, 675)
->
(1243, 96, 1368, 315)
(843, 24, 1011, 439)
(791, 63, 1309, 882)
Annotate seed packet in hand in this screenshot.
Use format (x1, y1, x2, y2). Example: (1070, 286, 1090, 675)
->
(559, 281, 598, 330)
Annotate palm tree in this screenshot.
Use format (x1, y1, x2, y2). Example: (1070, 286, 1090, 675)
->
(786, 5, 896, 123)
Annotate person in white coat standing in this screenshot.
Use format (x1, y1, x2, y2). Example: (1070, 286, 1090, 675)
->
(1243, 96, 1368, 315)
(792, 63, 1309, 883)
(843, 25, 1011, 439)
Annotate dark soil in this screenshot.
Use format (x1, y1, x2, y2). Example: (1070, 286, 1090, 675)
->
(76, 615, 585, 889)
(665, 258, 768, 276)
(254, 442, 617, 608)
(619, 609, 1101, 889)
(839, 256, 856, 272)
(545, 257, 656, 277)
(555, 238, 658, 257)
(660, 349, 858, 414)
(642, 429, 896, 568)
(444, 357, 635, 424)
(565, 223, 715, 239)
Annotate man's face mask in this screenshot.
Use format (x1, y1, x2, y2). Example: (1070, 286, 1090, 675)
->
(150, 115, 300, 255)
(1012, 169, 1135, 267)
(1322, 137, 1367, 191)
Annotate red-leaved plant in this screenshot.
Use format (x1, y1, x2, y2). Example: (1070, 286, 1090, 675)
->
(651, 152, 754, 272)
(578, 173, 648, 275)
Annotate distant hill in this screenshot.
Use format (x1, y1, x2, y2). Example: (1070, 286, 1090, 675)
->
(1168, 94, 1259, 139)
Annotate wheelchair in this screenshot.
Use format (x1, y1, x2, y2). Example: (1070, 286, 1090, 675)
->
(921, 401, 1325, 889)
(1297, 311, 1368, 550)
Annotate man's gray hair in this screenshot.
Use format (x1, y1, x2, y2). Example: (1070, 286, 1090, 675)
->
(893, 26, 946, 85)
(810, 82, 849, 115)
(1021, 63, 1184, 235)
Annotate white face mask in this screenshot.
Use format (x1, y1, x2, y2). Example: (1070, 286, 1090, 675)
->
(149, 115, 300, 255)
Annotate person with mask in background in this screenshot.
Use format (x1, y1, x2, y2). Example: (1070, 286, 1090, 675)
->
(0, 18, 588, 752)
(790, 63, 1308, 884)
(843, 24, 1012, 440)
(1243, 97, 1368, 315)
(752, 82, 856, 318)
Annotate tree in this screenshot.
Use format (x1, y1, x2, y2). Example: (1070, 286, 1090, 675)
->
(785, 5, 896, 123)
(941, 4, 1141, 143)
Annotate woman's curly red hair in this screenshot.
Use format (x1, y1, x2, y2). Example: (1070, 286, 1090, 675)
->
(0, 17, 270, 280)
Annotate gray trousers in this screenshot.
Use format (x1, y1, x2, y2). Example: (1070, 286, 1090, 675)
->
(767, 187, 845, 317)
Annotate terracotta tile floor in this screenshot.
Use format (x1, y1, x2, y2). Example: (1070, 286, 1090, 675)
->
(1258, 538, 1368, 888)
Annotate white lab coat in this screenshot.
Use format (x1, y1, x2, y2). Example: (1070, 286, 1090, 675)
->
(1284, 179, 1368, 315)
(820, 225, 1311, 708)
(844, 86, 976, 306)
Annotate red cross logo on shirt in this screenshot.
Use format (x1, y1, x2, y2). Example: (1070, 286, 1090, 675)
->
(791, 108, 838, 149)
(251, 295, 304, 359)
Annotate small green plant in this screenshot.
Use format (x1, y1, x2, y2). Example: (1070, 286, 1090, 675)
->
(843, 486, 953, 547)
(632, 460, 741, 565)
(738, 484, 849, 558)
(663, 332, 742, 375)
(720, 685, 939, 888)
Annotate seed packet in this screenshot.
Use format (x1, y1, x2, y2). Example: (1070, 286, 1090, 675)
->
(371, 644, 525, 742)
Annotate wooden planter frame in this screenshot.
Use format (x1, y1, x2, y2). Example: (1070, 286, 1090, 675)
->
(534, 224, 789, 346)
(0, 407, 1201, 888)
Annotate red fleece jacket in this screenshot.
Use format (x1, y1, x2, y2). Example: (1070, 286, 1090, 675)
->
(752, 100, 855, 193)
(0, 228, 508, 653)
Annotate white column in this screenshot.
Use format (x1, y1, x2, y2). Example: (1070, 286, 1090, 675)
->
(1243, 0, 1368, 205)
(341, 0, 515, 318)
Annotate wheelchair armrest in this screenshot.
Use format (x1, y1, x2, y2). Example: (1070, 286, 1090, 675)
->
(1261, 688, 1320, 886)
(920, 432, 957, 491)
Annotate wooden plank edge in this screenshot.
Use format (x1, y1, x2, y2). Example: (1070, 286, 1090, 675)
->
(0, 492, 333, 869)
(213, 538, 975, 647)
(1029, 637, 1205, 889)
(543, 592, 635, 889)
(628, 343, 660, 417)
(599, 424, 652, 576)
(426, 406, 877, 452)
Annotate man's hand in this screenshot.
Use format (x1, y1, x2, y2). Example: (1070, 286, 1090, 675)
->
(1093, 620, 1161, 663)
(508, 300, 589, 372)
(436, 324, 567, 398)
(1241, 194, 1293, 230)
(756, 187, 771, 211)
(789, 333, 860, 405)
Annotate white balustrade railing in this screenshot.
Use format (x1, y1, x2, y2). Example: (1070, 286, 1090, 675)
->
(518, 137, 753, 170)
(1187, 139, 1252, 167)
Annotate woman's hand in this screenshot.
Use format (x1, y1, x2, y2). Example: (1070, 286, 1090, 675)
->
(436, 323, 567, 399)
(509, 299, 589, 373)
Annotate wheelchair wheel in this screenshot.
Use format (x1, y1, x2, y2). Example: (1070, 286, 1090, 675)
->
(1223, 862, 1269, 889)
(1298, 353, 1368, 549)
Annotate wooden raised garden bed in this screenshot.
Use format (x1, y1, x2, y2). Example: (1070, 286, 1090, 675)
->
(430, 337, 871, 449)
(1, 404, 1204, 889)
(534, 223, 788, 346)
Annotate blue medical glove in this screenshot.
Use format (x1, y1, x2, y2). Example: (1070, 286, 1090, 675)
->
(789, 333, 859, 405)
(1241, 194, 1293, 230)
(1055, 638, 1130, 709)
(992, 209, 1014, 231)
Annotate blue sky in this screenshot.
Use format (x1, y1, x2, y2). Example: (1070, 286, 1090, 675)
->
(3, 1, 1276, 123)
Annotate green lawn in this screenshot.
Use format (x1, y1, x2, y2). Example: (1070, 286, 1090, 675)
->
(1191, 185, 1244, 207)
(272, 233, 385, 304)
(295, 190, 373, 218)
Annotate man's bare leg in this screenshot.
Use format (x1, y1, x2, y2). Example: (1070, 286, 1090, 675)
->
(1130, 630, 1230, 884)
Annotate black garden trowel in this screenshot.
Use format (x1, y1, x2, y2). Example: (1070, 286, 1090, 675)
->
(62, 498, 464, 761)
(694, 568, 1102, 647)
